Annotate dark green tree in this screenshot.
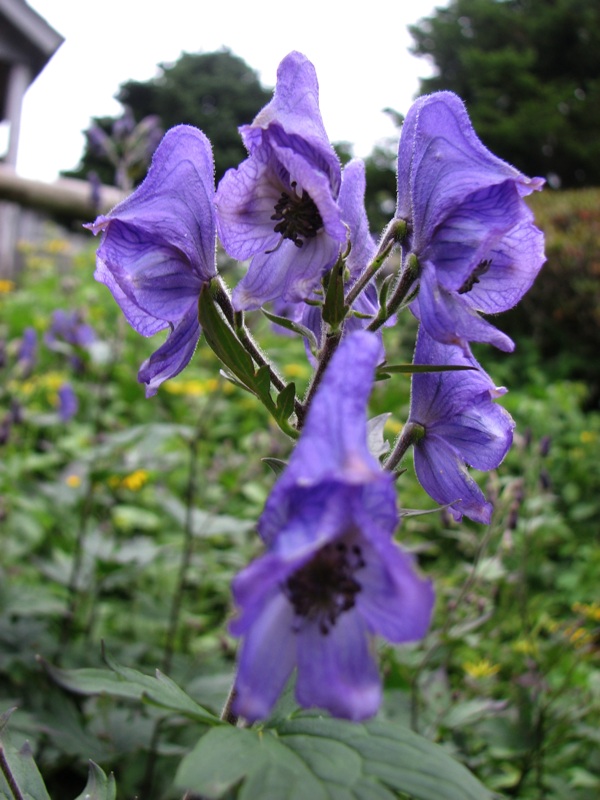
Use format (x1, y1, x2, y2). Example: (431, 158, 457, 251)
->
(66, 49, 273, 185)
(409, 0, 600, 187)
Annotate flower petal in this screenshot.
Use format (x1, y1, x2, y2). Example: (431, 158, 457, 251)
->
(296, 611, 381, 720)
(232, 589, 297, 723)
(414, 434, 492, 523)
(137, 305, 201, 397)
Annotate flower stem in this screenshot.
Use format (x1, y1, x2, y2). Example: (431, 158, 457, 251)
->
(212, 276, 304, 425)
(384, 421, 423, 472)
(367, 253, 420, 333)
(345, 218, 407, 308)
(299, 330, 342, 427)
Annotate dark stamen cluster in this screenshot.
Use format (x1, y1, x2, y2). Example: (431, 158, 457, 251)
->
(271, 181, 324, 248)
(458, 258, 492, 294)
(285, 540, 365, 635)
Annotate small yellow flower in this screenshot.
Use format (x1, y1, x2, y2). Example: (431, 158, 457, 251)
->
(513, 639, 539, 656)
(46, 238, 70, 254)
(572, 602, 600, 622)
(568, 627, 593, 648)
(164, 378, 219, 396)
(65, 474, 82, 488)
(0, 280, 16, 294)
(580, 430, 597, 444)
(112, 469, 149, 492)
(463, 659, 500, 679)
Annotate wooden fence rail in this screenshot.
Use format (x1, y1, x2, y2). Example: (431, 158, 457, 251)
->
(0, 166, 125, 220)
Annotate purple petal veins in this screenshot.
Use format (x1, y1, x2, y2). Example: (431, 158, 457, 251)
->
(86, 125, 216, 396)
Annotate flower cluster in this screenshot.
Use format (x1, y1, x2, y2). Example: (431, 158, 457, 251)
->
(88, 51, 545, 722)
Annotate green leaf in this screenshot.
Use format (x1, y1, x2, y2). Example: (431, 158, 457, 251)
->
(261, 309, 319, 353)
(322, 260, 348, 329)
(175, 715, 494, 800)
(73, 762, 117, 800)
(0, 708, 52, 800)
(253, 364, 273, 405)
(40, 655, 221, 726)
(377, 364, 476, 377)
(198, 284, 256, 386)
(261, 457, 288, 476)
(276, 382, 297, 422)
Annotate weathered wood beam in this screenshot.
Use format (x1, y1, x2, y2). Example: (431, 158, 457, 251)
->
(0, 166, 125, 220)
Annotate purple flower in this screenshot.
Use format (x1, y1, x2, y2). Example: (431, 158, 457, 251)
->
(408, 327, 515, 523)
(45, 310, 95, 350)
(230, 331, 434, 722)
(215, 51, 347, 311)
(87, 125, 217, 396)
(17, 327, 37, 375)
(272, 159, 383, 357)
(396, 92, 545, 352)
(57, 383, 78, 422)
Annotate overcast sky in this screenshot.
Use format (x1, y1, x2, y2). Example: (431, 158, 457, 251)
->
(14, 0, 443, 182)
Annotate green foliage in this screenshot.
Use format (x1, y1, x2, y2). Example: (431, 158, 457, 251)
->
(409, 0, 600, 187)
(176, 716, 493, 800)
(66, 50, 273, 185)
(1, 222, 599, 798)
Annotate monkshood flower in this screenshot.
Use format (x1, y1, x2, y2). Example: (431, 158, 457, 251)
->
(86, 125, 216, 397)
(408, 327, 515, 523)
(57, 383, 78, 422)
(230, 331, 434, 722)
(396, 91, 545, 352)
(273, 159, 382, 354)
(45, 310, 96, 372)
(215, 51, 347, 310)
(45, 310, 95, 350)
(17, 327, 37, 376)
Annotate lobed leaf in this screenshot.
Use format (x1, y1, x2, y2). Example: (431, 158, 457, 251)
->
(175, 715, 494, 800)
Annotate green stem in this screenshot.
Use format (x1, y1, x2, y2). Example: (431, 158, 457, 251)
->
(212, 277, 304, 426)
(299, 330, 342, 428)
(384, 421, 423, 472)
(220, 680, 239, 725)
(345, 218, 407, 308)
(367, 253, 420, 333)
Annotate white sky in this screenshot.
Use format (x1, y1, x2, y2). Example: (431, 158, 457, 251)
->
(16, 0, 443, 182)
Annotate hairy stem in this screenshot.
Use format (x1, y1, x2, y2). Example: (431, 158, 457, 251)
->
(367, 253, 420, 333)
(212, 276, 304, 425)
(345, 218, 407, 308)
(299, 330, 342, 428)
(384, 421, 423, 472)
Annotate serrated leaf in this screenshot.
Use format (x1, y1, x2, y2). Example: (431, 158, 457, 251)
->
(41, 655, 220, 726)
(73, 761, 117, 800)
(175, 716, 493, 800)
